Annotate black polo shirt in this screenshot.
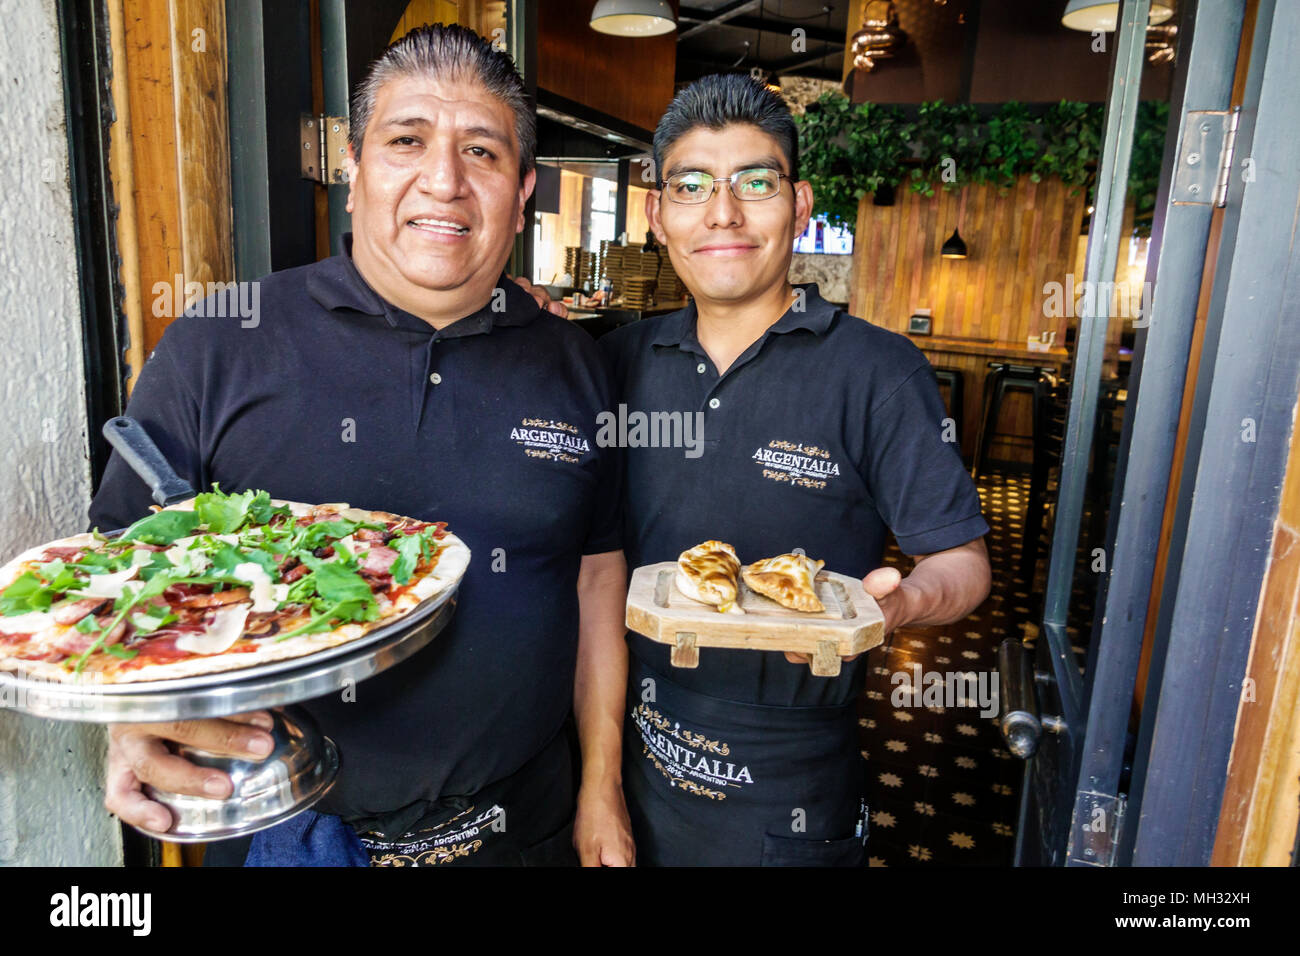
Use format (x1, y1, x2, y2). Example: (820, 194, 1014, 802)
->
(599, 284, 988, 708)
(89, 239, 622, 820)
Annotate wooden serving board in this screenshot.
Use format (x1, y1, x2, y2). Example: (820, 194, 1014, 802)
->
(625, 562, 886, 677)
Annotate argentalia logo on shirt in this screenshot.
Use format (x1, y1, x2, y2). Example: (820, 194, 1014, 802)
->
(633, 702, 754, 800)
(752, 439, 841, 491)
(510, 418, 591, 464)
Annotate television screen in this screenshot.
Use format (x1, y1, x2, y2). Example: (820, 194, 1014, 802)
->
(793, 214, 853, 255)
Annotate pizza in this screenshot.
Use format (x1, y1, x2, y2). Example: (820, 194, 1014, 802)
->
(0, 486, 469, 684)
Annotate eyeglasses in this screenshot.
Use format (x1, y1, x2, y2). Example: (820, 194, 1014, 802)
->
(659, 168, 792, 204)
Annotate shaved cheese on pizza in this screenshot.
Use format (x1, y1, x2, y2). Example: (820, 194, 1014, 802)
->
(0, 610, 56, 634)
(175, 604, 251, 655)
(233, 562, 279, 612)
(742, 553, 826, 612)
(164, 541, 212, 575)
(676, 540, 745, 615)
(71, 566, 140, 600)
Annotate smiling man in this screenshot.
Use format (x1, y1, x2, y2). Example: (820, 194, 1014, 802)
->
(599, 74, 992, 866)
(91, 25, 633, 867)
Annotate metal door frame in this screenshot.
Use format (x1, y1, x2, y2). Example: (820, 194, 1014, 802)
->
(1018, 0, 1155, 866)
(1125, 0, 1300, 865)
(1064, 0, 1248, 867)
(1017, 0, 1300, 866)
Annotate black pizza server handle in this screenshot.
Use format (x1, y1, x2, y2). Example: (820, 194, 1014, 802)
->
(102, 416, 196, 507)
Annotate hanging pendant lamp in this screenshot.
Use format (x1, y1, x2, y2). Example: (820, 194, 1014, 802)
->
(1061, 0, 1175, 32)
(589, 0, 677, 37)
(941, 228, 968, 259)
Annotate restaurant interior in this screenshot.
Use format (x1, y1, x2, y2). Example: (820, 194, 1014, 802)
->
(14, 0, 1298, 870)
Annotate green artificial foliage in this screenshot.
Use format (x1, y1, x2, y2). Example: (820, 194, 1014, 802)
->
(794, 95, 1166, 237)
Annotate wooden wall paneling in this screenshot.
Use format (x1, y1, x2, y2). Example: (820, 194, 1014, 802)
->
(1023, 181, 1045, 341)
(170, 0, 234, 305)
(847, 175, 1084, 466)
(850, 176, 1085, 343)
(389, 0, 460, 43)
(1212, 524, 1300, 865)
(992, 182, 1016, 341)
(968, 185, 989, 335)
(1007, 180, 1031, 343)
(536, 0, 676, 134)
(107, 0, 144, 392)
(935, 190, 953, 327)
(902, 193, 923, 328)
(118, 0, 234, 356)
(1213, 377, 1300, 865)
(122, 0, 184, 356)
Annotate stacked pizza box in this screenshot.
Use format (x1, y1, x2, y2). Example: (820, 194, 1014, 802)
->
(657, 256, 685, 302)
(622, 275, 656, 309)
(601, 244, 626, 297)
(593, 245, 683, 306)
(563, 246, 598, 290)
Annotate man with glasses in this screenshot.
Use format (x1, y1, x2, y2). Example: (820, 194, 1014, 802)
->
(599, 74, 992, 866)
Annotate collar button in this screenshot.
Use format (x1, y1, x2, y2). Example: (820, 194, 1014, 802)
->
(696, 362, 706, 374)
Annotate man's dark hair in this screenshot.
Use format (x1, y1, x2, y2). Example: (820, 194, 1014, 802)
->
(652, 73, 798, 182)
(349, 23, 535, 180)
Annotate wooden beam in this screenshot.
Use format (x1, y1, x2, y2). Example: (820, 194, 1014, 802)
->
(106, 0, 144, 392)
(117, 0, 234, 357)
(169, 0, 234, 303)
(121, 0, 184, 356)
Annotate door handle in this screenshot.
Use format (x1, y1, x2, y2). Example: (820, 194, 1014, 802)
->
(997, 639, 1065, 758)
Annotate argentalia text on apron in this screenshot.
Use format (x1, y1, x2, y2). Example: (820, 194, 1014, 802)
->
(623, 654, 869, 866)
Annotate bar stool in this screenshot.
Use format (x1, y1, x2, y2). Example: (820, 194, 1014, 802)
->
(930, 367, 965, 453)
(972, 363, 1054, 480)
(1020, 375, 1067, 579)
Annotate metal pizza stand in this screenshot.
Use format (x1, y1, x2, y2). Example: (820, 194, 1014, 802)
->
(0, 418, 462, 843)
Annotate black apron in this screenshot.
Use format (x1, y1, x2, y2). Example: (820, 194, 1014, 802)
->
(624, 654, 869, 866)
(353, 721, 579, 866)
(206, 719, 579, 867)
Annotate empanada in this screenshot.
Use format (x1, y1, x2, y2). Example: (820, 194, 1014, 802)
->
(676, 540, 745, 615)
(742, 553, 826, 612)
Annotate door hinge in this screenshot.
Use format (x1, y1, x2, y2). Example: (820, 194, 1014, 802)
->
(1067, 790, 1126, 866)
(1171, 107, 1240, 208)
(299, 114, 350, 184)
